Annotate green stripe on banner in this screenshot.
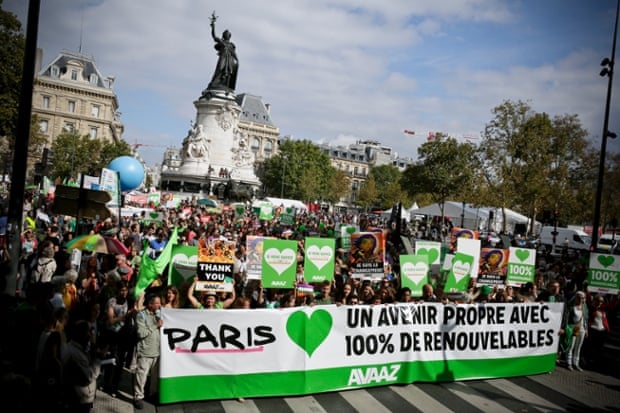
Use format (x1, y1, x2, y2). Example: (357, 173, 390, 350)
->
(159, 354, 556, 403)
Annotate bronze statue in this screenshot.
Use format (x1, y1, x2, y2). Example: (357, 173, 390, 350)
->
(207, 12, 238, 92)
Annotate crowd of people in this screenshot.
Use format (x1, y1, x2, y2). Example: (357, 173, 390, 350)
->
(0, 193, 618, 412)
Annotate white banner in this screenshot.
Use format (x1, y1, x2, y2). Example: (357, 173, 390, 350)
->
(158, 302, 563, 403)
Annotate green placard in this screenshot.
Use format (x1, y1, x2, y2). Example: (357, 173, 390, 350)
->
(168, 244, 198, 287)
(399, 254, 429, 297)
(303, 237, 336, 283)
(444, 251, 474, 293)
(588, 253, 620, 294)
(261, 239, 298, 288)
(506, 247, 536, 286)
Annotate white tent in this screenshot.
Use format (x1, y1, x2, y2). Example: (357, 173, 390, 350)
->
(409, 201, 537, 232)
(380, 205, 410, 222)
(409, 201, 488, 228)
(263, 197, 309, 211)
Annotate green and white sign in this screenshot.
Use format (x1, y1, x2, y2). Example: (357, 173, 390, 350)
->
(168, 244, 198, 286)
(261, 239, 297, 288)
(588, 253, 620, 294)
(304, 237, 335, 283)
(258, 202, 274, 221)
(400, 254, 429, 297)
(159, 302, 563, 403)
(337, 224, 358, 249)
(280, 207, 295, 225)
(414, 241, 441, 266)
(148, 191, 161, 206)
(233, 202, 245, 219)
(506, 247, 536, 287)
(445, 251, 474, 293)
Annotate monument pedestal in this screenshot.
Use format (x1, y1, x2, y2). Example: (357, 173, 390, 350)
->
(160, 91, 260, 201)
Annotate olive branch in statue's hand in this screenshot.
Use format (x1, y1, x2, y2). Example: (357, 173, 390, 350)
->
(210, 11, 218, 25)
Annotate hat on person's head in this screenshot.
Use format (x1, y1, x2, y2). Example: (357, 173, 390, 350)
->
(480, 285, 493, 296)
(118, 266, 130, 275)
(576, 291, 586, 297)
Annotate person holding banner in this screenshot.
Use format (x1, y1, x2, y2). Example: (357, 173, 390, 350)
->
(563, 291, 588, 371)
(187, 276, 236, 309)
(133, 293, 163, 410)
(585, 294, 617, 370)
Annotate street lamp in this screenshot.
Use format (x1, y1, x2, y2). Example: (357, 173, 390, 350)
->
(592, 0, 619, 251)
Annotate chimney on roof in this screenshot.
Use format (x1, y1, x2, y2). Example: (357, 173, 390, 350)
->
(35, 48, 43, 77)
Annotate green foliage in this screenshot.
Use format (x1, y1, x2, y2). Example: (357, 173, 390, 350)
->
(401, 133, 476, 213)
(478, 100, 591, 230)
(0, 2, 25, 139)
(368, 164, 408, 210)
(49, 133, 132, 181)
(356, 175, 378, 211)
(262, 139, 340, 202)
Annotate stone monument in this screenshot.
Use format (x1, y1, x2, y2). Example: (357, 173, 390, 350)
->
(160, 12, 260, 201)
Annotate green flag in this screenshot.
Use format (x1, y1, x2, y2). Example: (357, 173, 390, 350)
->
(134, 227, 179, 297)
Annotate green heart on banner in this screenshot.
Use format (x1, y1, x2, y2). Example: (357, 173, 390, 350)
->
(149, 212, 159, 219)
(515, 249, 530, 262)
(346, 226, 356, 234)
(286, 207, 293, 214)
(235, 206, 244, 215)
(598, 255, 615, 268)
(286, 310, 332, 357)
(416, 248, 438, 264)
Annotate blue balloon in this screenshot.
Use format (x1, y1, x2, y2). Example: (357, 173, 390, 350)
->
(107, 156, 145, 191)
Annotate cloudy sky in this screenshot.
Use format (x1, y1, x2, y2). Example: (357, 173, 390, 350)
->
(5, 0, 620, 166)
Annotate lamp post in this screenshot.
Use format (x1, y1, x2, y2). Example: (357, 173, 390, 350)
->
(592, 0, 619, 251)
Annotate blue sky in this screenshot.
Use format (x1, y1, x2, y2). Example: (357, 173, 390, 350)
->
(5, 0, 619, 166)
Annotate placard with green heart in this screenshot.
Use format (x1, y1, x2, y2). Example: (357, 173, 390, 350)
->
(506, 247, 535, 286)
(261, 239, 297, 288)
(259, 203, 274, 221)
(303, 237, 335, 283)
(444, 252, 474, 293)
(414, 240, 441, 265)
(588, 253, 620, 293)
(400, 254, 429, 296)
(286, 309, 333, 357)
(168, 245, 199, 286)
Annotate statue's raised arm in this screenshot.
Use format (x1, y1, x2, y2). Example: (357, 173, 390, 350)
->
(206, 11, 238, 93)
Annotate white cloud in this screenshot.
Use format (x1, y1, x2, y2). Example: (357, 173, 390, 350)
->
(4, 0, 618, 163)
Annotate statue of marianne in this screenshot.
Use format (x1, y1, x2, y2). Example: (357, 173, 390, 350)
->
(207, 12, 239, 92)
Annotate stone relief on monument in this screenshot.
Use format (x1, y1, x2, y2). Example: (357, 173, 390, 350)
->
(182, 122, 211, 162)
(231, 129, 255, 168)
(215, 103, 236, 131)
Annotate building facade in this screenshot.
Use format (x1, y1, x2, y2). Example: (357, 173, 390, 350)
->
(32, 49, 124, 148)
(318, 140, 415, 208)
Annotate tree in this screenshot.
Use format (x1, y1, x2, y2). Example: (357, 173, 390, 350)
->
(356, 175, 379, 211)
(479, 100, 591, 232)
(262, 139, 339, 202)
(369, 164, 409, 210)
(49, 134, 133, 180)
(324, 169, 350, 204)
(0, 1, 24, 140)
(401, 133, 476, 220)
